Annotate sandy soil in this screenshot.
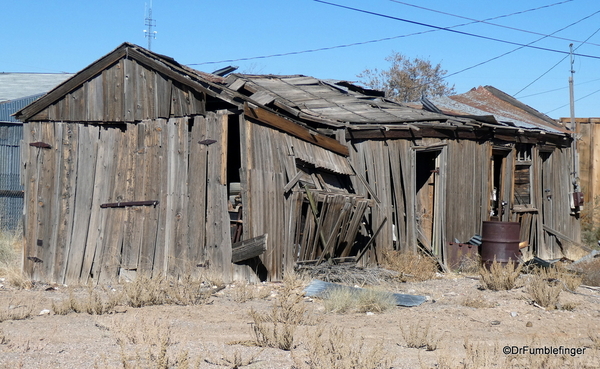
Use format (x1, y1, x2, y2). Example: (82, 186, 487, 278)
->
(0, 273, 599, 369)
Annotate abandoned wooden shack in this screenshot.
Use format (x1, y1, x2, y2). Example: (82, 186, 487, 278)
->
(15, 43, 582, 284)
(15, 43, 368, 284)
(223, 77, 581, 264)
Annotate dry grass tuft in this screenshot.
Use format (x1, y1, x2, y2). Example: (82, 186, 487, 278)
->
(381, 250, 437, 282)
(293, 326, 391, 369)
(52, 285, 119, 315)
(232, 282, 270, 303)
(0, 300, 34, 322)
(0, 228, 32, 289)
(460, 294, 495, 309)
(400, 321, 441, 351)
(479, 259, 521, 291)
(322, 287, 396, 314)
(121, 274, 217, 308)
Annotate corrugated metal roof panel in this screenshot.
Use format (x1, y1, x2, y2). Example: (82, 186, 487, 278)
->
(0, 94, 44, 123)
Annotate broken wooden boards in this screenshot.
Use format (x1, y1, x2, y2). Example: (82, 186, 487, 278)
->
(303, 279, 427, 307)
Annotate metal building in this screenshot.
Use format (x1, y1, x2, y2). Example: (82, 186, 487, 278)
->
(0, 73, 73, 231)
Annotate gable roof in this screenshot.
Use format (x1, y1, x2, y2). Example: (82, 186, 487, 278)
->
(424, 86, 569, 134)
(14, 43, 246, 122)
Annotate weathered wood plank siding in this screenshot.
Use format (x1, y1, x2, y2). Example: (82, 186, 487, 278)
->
(33, 59, 205, 124)
(23, 111, 236, 284)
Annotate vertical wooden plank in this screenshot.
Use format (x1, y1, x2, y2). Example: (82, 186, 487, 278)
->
(54, 123, 79, 283)
(205, 112, 232, 282)
(98, 126, 128, 283)
(119, 123, 141, 272)
(23, 122, 42, 279)
(89, 127, 119, 282)
(152, 118, 170, 277)
(138, 119, 162, 276)
(123, 58, 135, 122)
(65, 125, 98, 283)
(35, 123, 58, 281)
(168, 118, 190, 276)
(187, 116, 208, 269)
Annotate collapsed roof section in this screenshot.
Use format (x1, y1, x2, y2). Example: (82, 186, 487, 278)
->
(226, 74, 572, 147)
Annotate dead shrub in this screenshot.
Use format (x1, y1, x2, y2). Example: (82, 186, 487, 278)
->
(249, 278, 308, 351)
(525, 270, 562, 310)
(588, 330, 600, 350)
(293, 326, 391, 369)
(455, 254, 482, 275)
(121, 274, 216, 308)
(112, 317, 189, 369)
(382, 250, 437, 282)
(400, 321, 440, 351)
(479, 259, 521, 291)
(550, 263, 583, 292)
(461, 339, 501, 369)
(205, 348, 262, 368)
(571, 258, 600, 287)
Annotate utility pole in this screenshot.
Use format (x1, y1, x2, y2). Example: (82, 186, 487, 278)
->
(144, 1, 157, 50)
(569, 43, 581, 195)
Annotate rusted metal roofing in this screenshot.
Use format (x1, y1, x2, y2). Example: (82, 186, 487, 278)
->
(225, 74, 451, 125)
(424, 86, 569, 134)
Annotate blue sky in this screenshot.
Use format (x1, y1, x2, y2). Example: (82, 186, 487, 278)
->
(3, 0, 599, 118)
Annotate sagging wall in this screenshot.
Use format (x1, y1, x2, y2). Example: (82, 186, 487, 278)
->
(22, 112, 232, 284)
(240, 118, 367, 280)
(348, 138, 488, 263)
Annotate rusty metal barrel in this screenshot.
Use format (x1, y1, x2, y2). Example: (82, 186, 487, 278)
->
(481, 221, 521, 269)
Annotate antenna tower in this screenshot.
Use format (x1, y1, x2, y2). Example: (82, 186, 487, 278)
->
(144, 2, 157, 50)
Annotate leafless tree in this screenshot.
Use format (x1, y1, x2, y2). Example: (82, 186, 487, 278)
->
(357, 52, 455, 102)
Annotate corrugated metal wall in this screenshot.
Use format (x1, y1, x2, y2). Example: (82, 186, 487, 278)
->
(0, 123, 23, 231)
(0, 95, 42, 231)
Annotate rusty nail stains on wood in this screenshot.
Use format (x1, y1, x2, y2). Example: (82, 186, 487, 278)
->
(29, 142, 52, 149)
(198, 139, 217, 146)
(100, 200, 159, 208)
(27, 256, 43, 263)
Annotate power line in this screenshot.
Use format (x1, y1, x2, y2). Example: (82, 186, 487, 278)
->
(187, 1, 600, 68)
(313, 0, 600, 60)
(514, 24, 600, 96)
(545, 87, 600, 114)
(187, 31, 436, 66)
(388, 0, 600, 48)
(519, 77, 600, 98)
(447, 9, 600, 80)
